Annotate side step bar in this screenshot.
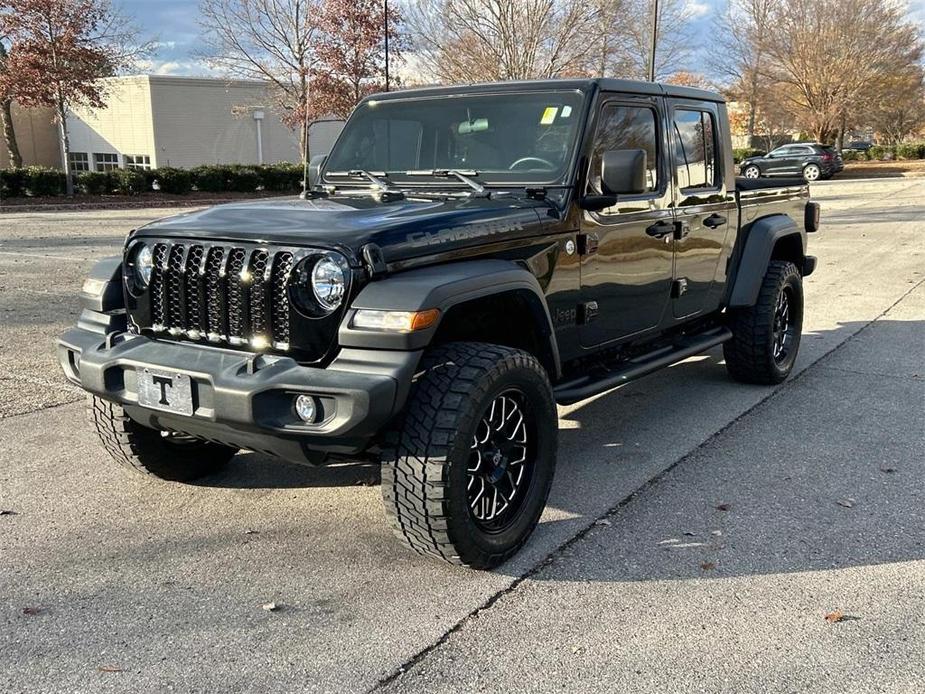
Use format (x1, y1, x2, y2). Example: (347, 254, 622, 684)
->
(553, 327, 733, 406)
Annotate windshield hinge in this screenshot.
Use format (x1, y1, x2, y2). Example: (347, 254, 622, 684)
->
(362, 243, 388, 278)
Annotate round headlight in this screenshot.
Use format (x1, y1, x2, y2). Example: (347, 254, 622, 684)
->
(133, 244, 153, 287)
(311, 255, 348, 311)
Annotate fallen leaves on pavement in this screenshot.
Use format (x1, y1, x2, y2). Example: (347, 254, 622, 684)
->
(836, 498, 855, 508)
(715, 503, 731, 512)
(22, 607, 44, 615)
(262, 602, 279, 612)
(700, 562, 716, 571)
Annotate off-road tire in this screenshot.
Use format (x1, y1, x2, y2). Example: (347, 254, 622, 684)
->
(88, 395, 237, 482)
(381, 342, 558, 569)
(724, 260, 803, 385)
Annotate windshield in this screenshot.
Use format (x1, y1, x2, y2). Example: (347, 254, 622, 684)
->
(323, 90, 585, 187)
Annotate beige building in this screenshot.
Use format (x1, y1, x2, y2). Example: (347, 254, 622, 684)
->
(64, 75, 302, 171)
(0, 103, 60, 169)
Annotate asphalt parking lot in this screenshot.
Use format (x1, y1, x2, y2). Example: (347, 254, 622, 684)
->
(1, 178, 923, 693)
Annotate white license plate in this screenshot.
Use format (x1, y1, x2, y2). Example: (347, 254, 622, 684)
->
(137, 368, 194, 416)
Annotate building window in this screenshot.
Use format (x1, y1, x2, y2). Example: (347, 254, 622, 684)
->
(93, 153, 120, 171)
(68, 152, 90, 172)
(124, 155, 151, 170)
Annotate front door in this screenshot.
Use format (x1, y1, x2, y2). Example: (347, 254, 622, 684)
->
(579, 96, 674, 348)
(668, 101, 737, 319)
(764, 146, 798, 176)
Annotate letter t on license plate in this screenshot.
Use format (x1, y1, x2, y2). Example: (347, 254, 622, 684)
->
(137, 368, 194, 416)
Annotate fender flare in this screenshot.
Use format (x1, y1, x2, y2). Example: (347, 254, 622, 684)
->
(727, 214, 806, 308)
(339, 259, 561, 378)
(80, 256, 124, 312)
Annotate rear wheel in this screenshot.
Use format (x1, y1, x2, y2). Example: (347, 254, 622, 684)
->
(724, 260, 803, 385)
(381, 342, 557, 569)
(88, 396, 237, 481)
(802, 163, 821, 181)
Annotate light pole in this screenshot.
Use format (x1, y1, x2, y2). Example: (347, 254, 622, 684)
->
(647, 0, 659, 82)
(384, 0, 390, 91)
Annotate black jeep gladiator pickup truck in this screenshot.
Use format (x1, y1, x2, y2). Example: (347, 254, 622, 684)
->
(59, 79, 819, 569)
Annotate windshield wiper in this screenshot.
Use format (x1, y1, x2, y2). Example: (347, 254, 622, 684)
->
(405, 169, 490, 198)
(326, 170, 405, 201)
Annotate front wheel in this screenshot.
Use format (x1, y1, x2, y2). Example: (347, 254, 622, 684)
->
(724, 260, 803, 385)
(381, 342, 558, 569)
(743, 165, 761, 179)
(88, 396, 237, 481)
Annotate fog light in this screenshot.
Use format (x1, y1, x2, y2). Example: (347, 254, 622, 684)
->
(294, 394, 316, 423)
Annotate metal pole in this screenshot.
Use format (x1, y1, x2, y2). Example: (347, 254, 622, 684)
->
(384, 0, 390, 91)
(647, 0, 659, 82)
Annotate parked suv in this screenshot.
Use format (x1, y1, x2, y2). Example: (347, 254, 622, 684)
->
(59, 79, 820, 569)
(740, 143, 843, 181)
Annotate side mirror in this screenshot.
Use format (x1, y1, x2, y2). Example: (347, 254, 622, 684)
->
(308, 154, 327, 188)
(601, 149, 647, 196)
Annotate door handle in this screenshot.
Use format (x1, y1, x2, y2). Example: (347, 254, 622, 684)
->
(646, 220, 674, 238)
(703, 214, 727, 229)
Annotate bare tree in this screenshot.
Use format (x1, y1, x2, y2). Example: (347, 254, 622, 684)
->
(865, 67, 925, 144)
(761, 0, 922, 142)
(199, 0, 321, 160)
(408, 0, 604, 83)
(610, 0, 696, 80)
(711, 0, 777, 141)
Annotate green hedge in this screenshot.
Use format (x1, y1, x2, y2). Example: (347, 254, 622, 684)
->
(868, 145, 896, 161)
(732, 148, 766, 163)
(895, 142, 925, 160)
(110, 169, 148, 195)
(0, 167, 27, 197)
(76, 171, 111, 195)
(258, 163, 303, 192)
(841, 149, 868, 161)
(153, 167, 193, 195)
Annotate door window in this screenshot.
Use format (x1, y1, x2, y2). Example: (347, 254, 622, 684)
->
(673, 109, 717, 190)
(589, 104, 659, 198)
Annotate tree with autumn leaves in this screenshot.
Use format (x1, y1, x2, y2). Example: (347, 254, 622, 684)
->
(200, 0, 403, 162)
(0, 0, 147, 193)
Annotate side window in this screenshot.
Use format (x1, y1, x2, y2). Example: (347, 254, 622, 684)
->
(589, 103, 659, 196)
(673, 109, 717, 190)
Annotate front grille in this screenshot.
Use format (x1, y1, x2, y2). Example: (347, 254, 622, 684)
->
(146, 241, 295, 350)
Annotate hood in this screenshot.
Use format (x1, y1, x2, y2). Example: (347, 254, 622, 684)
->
(133, 194, 551, 266)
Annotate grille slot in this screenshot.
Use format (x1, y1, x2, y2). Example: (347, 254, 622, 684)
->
(270, 252, 294, 346)
(145, 241, 301, 351)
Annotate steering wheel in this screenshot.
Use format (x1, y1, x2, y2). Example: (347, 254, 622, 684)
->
(508, 156, 556, 171)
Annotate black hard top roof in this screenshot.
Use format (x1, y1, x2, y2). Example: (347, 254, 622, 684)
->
(363, 78, 724, 105)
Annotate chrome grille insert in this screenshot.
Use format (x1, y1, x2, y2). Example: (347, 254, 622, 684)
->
(144, 242, 298, 351)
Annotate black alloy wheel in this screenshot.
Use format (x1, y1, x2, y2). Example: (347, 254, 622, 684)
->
(467, 389, 535, 533)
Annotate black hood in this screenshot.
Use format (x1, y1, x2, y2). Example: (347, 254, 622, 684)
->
(133, 194, 552, 266)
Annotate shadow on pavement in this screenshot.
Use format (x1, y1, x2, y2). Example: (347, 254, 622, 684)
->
(187, 319, 923, 585)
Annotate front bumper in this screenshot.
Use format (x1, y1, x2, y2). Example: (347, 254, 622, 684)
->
(58, 320, 421, 464)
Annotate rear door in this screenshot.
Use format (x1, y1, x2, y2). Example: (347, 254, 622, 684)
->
(578, 94, 674, 348)
(668, 100, 737, 319)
